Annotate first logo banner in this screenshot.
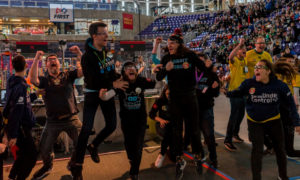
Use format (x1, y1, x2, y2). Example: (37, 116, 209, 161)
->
(49, 3, 74, 23)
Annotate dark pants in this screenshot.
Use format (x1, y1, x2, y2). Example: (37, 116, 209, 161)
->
(9, 128, 38, 180)
(170, 92, 203, 157)
(39, 116, 82, 168)
(75, 92, 117, 164)
(225, 97, 245, 143)
(264, 107, 300, 157)
(248, 120, 287, 180)
(199, 108, 217, 162)
(121, 113, 146, 175)
(75, 85, 83, 96)
(160, 123, 172, 155)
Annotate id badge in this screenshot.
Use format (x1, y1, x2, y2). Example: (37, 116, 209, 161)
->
(244, 66, 248, 73)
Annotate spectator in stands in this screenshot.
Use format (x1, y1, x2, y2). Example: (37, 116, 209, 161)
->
(136, 56, 147, 77)
(29, 47, 83, 180)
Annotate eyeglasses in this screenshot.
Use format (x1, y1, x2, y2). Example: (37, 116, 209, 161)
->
(124, 65, 136, 70)
(254, 65, 268, 70)
(96, 32, 108, 36)
(256, 42, 266, 45)
(47, 57, 57, 61)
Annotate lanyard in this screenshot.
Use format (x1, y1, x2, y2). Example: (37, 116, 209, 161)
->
(195, 70, 204, 83)
(93, 51, 106, 67)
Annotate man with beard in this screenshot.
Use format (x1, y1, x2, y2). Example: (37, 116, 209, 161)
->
(99, 61, 156, 180)
(29, 47, 83, 180)
(245, 36, 272, 78)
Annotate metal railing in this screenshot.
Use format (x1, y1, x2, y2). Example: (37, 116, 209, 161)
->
(0, 0, 118, 11)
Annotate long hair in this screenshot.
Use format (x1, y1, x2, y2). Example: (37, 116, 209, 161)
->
(274, 61, 296, 84)
(159, 85, 169, 101)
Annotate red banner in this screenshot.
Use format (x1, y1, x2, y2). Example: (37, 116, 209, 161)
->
(123, 13, 133, 30)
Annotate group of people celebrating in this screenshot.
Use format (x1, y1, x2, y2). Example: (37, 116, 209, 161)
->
(0, 21, 299, 180)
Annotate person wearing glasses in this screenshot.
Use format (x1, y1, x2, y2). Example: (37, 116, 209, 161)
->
(226, 59, 300, 180)
(245, 36, 272, 79)
(29, 48, 83, 180)
(223, 38, 247, 151)
(70, 22, 128, 180)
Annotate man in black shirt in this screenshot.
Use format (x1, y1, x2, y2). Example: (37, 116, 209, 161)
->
(71, 22, 128, 180)
(29, 47, 83, 180)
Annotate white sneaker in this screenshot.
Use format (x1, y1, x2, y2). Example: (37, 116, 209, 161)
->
(155, 153, 165, 168)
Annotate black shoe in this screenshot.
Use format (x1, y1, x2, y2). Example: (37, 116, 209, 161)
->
(208, 160, 218, 169)
(194, 155, 203, 175)
(32, 165, 52, 180)
(87, 144, 100, 163)
(233, 135, 244, 143)
(224, 142, 237, 152)
(129, 174, 139, 180)
(70, 164, 83, 180)
(175, 158, 186, 180)
(263, 148, 274, 155)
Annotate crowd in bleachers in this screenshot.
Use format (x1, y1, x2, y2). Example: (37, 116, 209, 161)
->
(188, 0, 299, 64)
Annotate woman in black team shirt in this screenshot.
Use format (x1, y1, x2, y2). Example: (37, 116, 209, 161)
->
(156, 29, 206, 179)
(100, 61, 156, 180)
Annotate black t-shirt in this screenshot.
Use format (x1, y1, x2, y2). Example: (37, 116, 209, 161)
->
(156, 51, 206, 95)
(37, 70, 79, 121)
(117, 76, 156, 118)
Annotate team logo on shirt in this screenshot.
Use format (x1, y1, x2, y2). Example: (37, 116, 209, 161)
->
(249, 87, 256, 95)
(162, 105, 167, 111)
(135, 87, 142, 95)
(182, 62, 190, 69)
(53, 78, 61, 86)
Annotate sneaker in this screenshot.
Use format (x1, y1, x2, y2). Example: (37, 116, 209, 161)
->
(70, 164, 83, 180)
(224, 142, 237, 152)
(155, 153, 165, 168)
(87, 144, 100, 163)
(194, 155, 203, 175)
(129, 174, 139, 180)
(233, 135, 244, 143)
(263, 148, 274, 155)
(175, 158, 186, 180)
(32, 165, 52, 180)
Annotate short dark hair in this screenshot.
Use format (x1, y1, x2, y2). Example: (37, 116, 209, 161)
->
(45, 54, 58, 62)
(12, 55, 26, 72)
(88, 22, 107, 37)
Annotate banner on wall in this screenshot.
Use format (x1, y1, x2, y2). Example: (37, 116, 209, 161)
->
(49, 3, 74, 22)
(123, 13, 133, 30)
(120, 41, 145, 51)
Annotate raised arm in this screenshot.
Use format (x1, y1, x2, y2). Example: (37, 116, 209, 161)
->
(29, 51, 44, 86)
(69, 45, 83, 78)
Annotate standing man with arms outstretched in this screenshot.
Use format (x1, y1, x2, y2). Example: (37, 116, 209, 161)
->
(70, 22, 128, 180)
(29, 46, 83, 180)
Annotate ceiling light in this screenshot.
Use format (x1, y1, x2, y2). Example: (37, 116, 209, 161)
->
(30, 19, 39, 22)
(10, 19, 21, 22)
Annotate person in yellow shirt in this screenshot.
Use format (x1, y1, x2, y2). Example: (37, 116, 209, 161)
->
(224, 39, 247, 151)
(245, 36, 272, 78)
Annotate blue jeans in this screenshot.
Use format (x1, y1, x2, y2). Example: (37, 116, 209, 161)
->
(224, 97, 245, 143)
(199, 108, 217, 162)
(74, 92, 117, 164)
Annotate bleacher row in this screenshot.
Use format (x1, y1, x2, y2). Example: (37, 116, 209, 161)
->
(139, 13, 217, 37)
